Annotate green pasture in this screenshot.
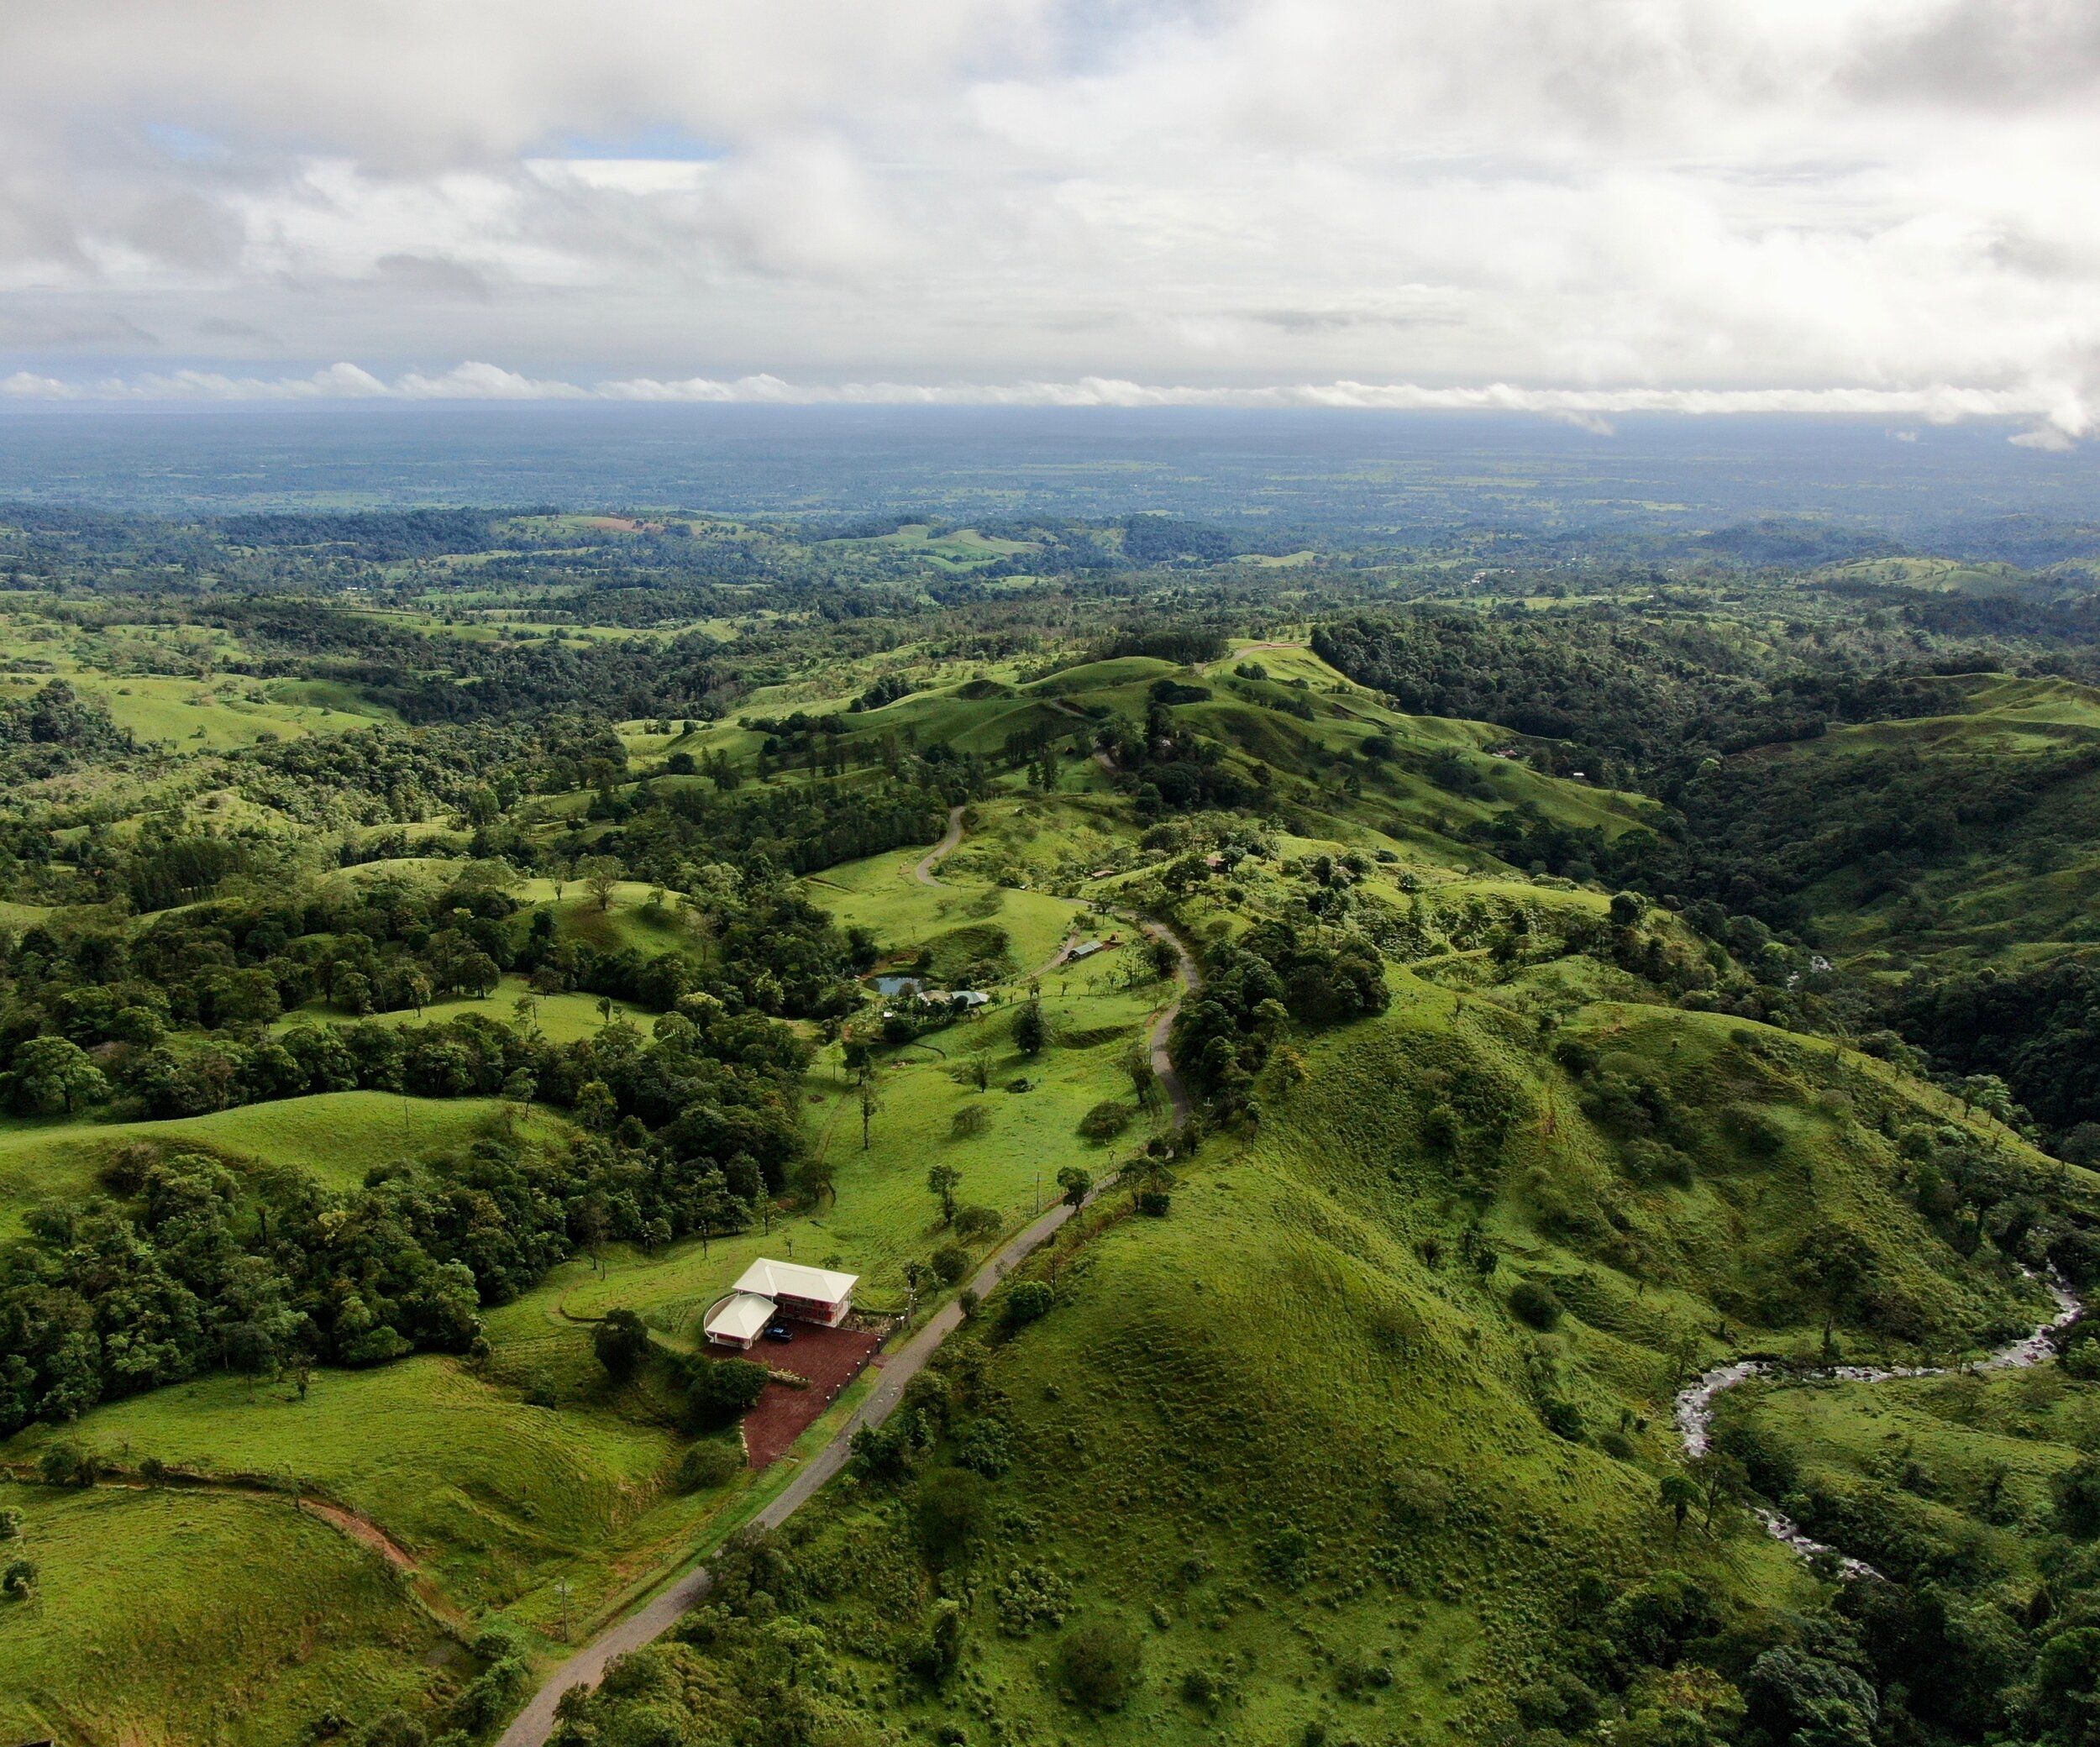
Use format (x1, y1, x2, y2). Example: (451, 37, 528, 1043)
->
(0, 1093, 563, 1236)
(278, 974, 654, 1045)
(805, 824, 1098, 975)
(18, 1340, 712, 1627)
(717, 991, 1824, 1747)
(0, 1479, 453, 1747)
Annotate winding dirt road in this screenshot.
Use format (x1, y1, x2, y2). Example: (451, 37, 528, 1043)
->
(913, 805, 966, 887)
(496, 810, 1202, 1747)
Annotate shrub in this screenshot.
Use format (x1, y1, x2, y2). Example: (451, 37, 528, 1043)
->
(953, 1204, 1001, 1241)
(850, 1421, 915, 1482)
(39, 1445, 96, 1487)
(1260, 1522, 1314, 1589)
(913, 1466, 990, 1560)
(1540, 1397, 1584, 1441)
(995, 1561, 1072, 1634)
(3, 1558, 35, 1598)
(685, 1357, 770, 1430)
(2055, 1453, 2100, 1538)
(1138, 1189, 1171, 1216)
(1002, 1281, 1054, 1329)
(459, 1655, 529, 1729)
(1077, 1100, 1136, 1143)
(911, 1599, 966, 1683)
(1510, 1279, 1564, 1329)
(951, 1104, 990, 1140)
(1515, 1671, 1602, 1733)
(1061, 1621, 1144, 1713)
(676, 1440, 743, 1492)
(954, 1416, 1014, 1477)
(932, 1243, 973, 1286)
(358, 1709, 426, 1747)
(592, 1309, 652, 1381)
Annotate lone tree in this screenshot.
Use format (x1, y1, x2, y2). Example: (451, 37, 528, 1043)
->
(1056, 1165, 1092, 1209)
(1124, 1044, 1158, 1113)
(859, 1073, 882, 1150)
(1014, 993, 1047, 1057)
(1660, 1472, 1700, 1543)
(1796, 1224, 1874, 1360)
(927, 1163, 963, 1225)
(580, 854, 624, 912)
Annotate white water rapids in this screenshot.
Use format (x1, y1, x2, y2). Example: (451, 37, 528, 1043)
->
(1671, 1272, 2082, 1580)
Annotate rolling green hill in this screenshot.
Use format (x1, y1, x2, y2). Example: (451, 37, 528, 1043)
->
(561, 873, 2085, 1747)
(9, 521, 2100, 1747)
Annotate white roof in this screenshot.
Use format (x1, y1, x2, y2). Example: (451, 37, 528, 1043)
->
(705, 1291, 777, 1343)
(733, 1257, 859, 1304)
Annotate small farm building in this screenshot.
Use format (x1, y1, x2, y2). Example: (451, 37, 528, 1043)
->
(703, 1291, 776, 1350)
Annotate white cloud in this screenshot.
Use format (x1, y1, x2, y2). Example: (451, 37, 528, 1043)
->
(393, 361, 586, 399)
(3, 361, 2090, 444)
(0, 0, 2096, 432)
(1, 370, 76, 398)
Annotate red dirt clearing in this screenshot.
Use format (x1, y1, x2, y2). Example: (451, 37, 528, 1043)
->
(738, 1324, 885, 1468)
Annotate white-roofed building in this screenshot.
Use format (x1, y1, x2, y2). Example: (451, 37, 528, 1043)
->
(703, 1257, 860, 1347)
(701, 1291, 778, 1351)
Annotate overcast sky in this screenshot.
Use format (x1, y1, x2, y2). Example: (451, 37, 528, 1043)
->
(2, 0, 2097, 442)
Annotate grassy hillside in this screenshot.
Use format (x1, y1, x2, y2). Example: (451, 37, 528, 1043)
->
(0, 1092, 563, 1236)
(0, 1479, 454, 1747)
(561, 860, 2076, 1747)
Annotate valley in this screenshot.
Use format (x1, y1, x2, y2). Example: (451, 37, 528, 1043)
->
(2, 506, 2099, 1747)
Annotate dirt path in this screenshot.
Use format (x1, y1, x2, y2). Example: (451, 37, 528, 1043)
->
(914, 805, 966, 887)
(298, 1497, 417, 1569)
(1132, 918, 1199, 1125)
(496, 814, 1205, 1747)
(2, 1463, 465, 1624)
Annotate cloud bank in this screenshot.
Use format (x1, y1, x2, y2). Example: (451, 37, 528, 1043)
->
(1, 361, 2080, 437)
(2, 1, 2097, 440)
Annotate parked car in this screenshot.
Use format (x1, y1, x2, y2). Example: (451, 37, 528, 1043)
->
(764, 1322, 794, 1342)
